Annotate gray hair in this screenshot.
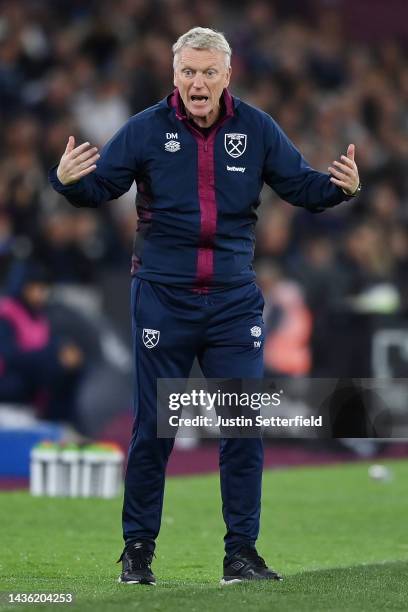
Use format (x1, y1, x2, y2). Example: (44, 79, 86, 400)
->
(173, 27, 232, 69)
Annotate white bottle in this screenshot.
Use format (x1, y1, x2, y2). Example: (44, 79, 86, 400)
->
(100, 446, 124, 498)
(80, 444, 124, 498)
(80, 446, 104, 497)
(30, 443, 59, 497)
(60, 446, 81, 497)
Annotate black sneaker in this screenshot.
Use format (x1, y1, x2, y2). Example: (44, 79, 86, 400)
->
(221, 546, 283, 585)
(117, 542, 156, 585)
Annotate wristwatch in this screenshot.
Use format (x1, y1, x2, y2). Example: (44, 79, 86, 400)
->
(343, 182, 362, 200)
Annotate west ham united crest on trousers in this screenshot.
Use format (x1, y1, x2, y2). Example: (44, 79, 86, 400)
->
(142, 328, 160, 348)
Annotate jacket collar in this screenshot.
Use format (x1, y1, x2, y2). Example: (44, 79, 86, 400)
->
(167, 88, 236, 122)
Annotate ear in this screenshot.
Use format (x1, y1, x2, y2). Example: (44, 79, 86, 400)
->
(173, 70, 178, 88)
(225, 65, 232, 88)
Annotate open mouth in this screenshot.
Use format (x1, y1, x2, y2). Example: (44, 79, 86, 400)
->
(190, 95, 209, 102)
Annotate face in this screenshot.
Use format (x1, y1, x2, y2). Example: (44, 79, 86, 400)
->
(22, 282, 50, 311)
(173, 47, 231, 127)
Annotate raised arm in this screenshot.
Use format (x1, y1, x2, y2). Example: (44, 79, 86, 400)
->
(57, 136, 100, 185)
(328, 144, 360, 196)
(262, 115, 359, 212)
(49, 118, 142, 208)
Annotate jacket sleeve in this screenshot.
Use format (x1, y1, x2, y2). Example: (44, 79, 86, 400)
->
(48, 117, 144, 208)
(262, 114, 346, 212)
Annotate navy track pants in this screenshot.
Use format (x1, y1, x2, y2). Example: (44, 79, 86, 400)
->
(122, 278, 265, 556)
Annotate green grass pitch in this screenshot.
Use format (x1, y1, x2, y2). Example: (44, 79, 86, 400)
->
(0, 460, 407, 611)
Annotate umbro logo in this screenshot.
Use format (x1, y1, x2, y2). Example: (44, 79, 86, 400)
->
(251, 325, 262, 349)
(231, 561, 246, 570)
(251, 326, 262, 338)
(165, 140, 180, 153)
(165, 133, 180, 152)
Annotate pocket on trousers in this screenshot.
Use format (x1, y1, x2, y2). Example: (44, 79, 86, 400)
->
(131, 278, 143, 322)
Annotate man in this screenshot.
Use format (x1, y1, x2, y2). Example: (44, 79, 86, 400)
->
(0, 260, 83, 422)
(49, 27, 360, 585)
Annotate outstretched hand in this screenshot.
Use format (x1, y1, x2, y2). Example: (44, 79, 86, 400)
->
(328, 144, 360, 196)
(56, 136, 100, 186)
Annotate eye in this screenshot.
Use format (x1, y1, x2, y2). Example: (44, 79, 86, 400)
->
(206, 69, 217, 78)
(182, 69, 194, 78)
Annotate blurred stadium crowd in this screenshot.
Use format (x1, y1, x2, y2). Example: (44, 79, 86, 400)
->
(0, 0, 407, 432)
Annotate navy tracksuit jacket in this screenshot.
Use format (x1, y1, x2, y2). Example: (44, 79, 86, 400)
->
(49, 88, 347, 555)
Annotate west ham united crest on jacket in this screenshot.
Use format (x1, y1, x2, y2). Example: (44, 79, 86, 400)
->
(224, 133, 247, 158)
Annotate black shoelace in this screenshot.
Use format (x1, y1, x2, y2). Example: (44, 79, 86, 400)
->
(239, 547, 268, 568)
(117, 543, 154, 569)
